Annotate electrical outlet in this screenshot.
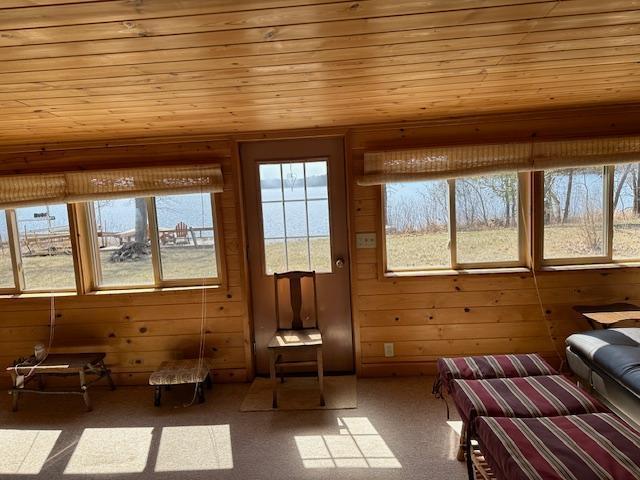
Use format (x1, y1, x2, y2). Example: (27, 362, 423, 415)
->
(356, 232, 376, 249)
(384, 342, 395, 357)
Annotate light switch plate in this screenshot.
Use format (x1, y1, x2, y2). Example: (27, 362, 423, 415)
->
(384, 343, 394, 357)
(356, 232, 376, 249)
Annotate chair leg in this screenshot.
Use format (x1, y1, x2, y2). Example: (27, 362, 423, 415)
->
(269, 349, 278, 408)
(206, 373, 213, 390)
(317, 347, 325, 407)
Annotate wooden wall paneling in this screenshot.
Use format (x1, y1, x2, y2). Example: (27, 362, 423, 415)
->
(348, 109, 640, 377)
(0, 141, 253, 386)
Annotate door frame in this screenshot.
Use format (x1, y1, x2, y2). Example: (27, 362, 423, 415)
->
(233, 132, 358, 378)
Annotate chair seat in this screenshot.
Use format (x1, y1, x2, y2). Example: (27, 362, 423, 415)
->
(268, 328, 322, 348)
(149, 358, 212, 386)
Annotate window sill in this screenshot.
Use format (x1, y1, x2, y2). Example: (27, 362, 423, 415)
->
(86, 284, 223, 296)
(539, 262, 640, 272)
(0, 284, 223, 300)
(0, 290, 77, 299)
(383, 267, 531, 278)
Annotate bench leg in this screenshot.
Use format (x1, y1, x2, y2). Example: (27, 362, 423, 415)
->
(79, 371, 92, 412)
(154, 386, 162, 407)
(101, 361, 116, 391)
(206, 374, 213, 390)
(197, 383, 205, 404)
(11, 391, 19, 412)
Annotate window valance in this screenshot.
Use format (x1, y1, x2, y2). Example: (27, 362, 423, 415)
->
(358, 135, 640, 185)
(0, 164, 223, 209)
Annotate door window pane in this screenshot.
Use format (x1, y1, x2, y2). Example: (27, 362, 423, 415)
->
(259, 161, 332, 274)
(262, 203, 284, 239)
(385, 181, 450, 270)
(16, 204, 75, 290)
(0, 211, 14, 289)
(305, 161, 328, 199)
(284, 201, 308, 238)
(307, 200, 330, 237)
(282, 163, 305, 201)
(259, 164, 283, 202)
(155, 193, 217, 280)
(92, 198, 154, 286)
(613, 162, 640, 260)
(456, 174, 520, 264)
(310, 237, 332, 272)
(543, 167, 605, 259)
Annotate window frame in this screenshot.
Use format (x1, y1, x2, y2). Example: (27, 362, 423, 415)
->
(381, 173, 528, 275)
(536, 164, 639, 267)
(0, 205, 80, 294)
(255, 157, 335, 277)
(85, 193, 225, 291)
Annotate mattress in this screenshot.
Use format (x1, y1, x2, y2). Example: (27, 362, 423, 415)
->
(475, 413, 640, 480)
(451, 375, 607, 427)
(436, 353, 557, 394)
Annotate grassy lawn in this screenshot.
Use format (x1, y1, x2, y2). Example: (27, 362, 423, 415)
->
(386, 228, 519, 270)
(2, 222, 638, 289)
(97, 246, 218, 286)
(386, 221, 640, 270)
(264, 237, 331, 274)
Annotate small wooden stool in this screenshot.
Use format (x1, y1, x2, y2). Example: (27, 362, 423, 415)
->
(149, 358, 213, 406)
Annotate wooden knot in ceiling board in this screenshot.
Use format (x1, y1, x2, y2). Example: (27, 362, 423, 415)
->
(263, 29, 277, 41)
(120, 21, 149, 37)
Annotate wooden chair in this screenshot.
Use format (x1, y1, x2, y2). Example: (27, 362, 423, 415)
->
(268, 271, 324, 408)
(175, 221, 190, 244)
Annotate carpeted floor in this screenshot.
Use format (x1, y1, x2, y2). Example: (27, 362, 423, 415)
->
(0, 377, 466, 480)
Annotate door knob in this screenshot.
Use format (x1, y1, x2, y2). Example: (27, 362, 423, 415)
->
(335, 257, 345, 269)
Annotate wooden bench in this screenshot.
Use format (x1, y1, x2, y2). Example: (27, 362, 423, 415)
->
(7, 352, 114, 412)
(149, 358, 213, 406)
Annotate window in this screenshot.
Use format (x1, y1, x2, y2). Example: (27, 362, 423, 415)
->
(455, 175, 521, 265)
(91, 198, 155, 287)
(15, 205, 76, 291)
(541, 163, 640, 265)
(384, 180, 449, 271)
(258, 161, 332, 275)
(383, 173, 524, 272)
(0, 210, 15, 289)
(154, 193, 218, 281)
(88, 193, 221, 289)
(542, 167, 606, 262)
(0, 205, 77, 293)
(612, 162, 640, 260)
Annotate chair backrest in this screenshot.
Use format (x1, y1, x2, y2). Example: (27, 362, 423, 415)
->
(274, 271, 318, 330)
(175, 222, 188, 237)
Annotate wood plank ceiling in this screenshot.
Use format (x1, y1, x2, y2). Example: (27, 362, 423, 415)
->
(1, 0, 640, 148)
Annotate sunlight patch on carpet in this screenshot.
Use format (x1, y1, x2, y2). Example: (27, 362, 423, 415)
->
(295, 417, 401, 469)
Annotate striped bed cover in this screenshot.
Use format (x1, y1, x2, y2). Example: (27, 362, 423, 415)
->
(452, 375, 608, 427)
(475, 413, 640, 480)
(436, 354, 557, 395)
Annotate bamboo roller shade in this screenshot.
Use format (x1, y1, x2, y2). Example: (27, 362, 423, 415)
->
(359, 135, 640, 185)
(0, 164, 223, 208)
